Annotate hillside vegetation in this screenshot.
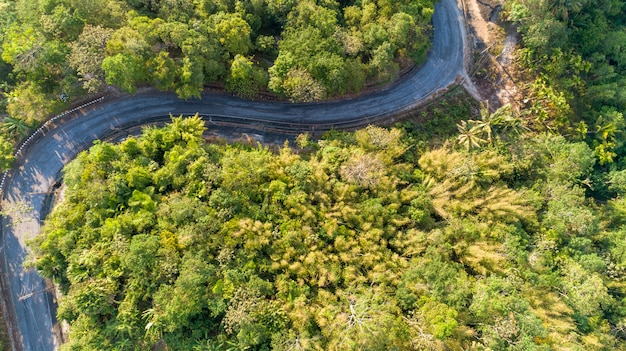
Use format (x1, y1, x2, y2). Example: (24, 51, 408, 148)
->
(29, 115, 626, 350)
(12, 0, 626, 350)
(0, 0, 434, 107)
(506, 0, 626, 167)
(0, 0, 434, 172)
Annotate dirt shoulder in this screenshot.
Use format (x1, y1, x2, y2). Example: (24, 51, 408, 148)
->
(461, 0, 523, 111)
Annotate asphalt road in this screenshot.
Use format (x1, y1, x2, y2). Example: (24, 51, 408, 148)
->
(0, 0, 466, 349)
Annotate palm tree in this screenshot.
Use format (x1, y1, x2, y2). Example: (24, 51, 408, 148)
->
(595, 114, 621, 142)
(471, 118, 493, 142)
(550, 0, 585, 20)
(472, 104, 529, 142)
(456, 120, 486, 151)
(3, 117, 31, 138)
(492, 104, 530, 138)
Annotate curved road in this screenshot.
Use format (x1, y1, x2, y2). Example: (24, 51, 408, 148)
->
(0, 0, 465, 349)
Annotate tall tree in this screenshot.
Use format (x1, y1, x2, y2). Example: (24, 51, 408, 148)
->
(69, 25, 114, 93)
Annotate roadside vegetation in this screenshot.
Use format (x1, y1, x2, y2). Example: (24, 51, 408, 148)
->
(0, 0, 434, 102)
(0, 0, 435, 172)
(29, 112, 626, 350)
(505, 0, 626, 168)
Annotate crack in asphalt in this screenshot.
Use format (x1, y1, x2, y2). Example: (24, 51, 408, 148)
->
(0, 0, 466, 349)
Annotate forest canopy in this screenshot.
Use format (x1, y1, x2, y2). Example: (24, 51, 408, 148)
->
(11, 0, 626, 350)
(505, 0, 626, 166)
(28, 115, 626, 350)
(0, 0, 434, 107)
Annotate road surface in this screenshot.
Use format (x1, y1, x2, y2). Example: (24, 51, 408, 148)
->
(0, 0, 466, 349)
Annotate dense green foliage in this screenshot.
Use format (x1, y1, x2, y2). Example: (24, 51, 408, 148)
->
(0, 0, 434, 171)
(29, 115, 626, 350)
(505, 0, 626, 166)
(0, 0, 434, 106)
(12, 1, 626, 350)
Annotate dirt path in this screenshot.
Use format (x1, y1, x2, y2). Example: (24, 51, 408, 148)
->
(495, 24, 521, 106)
(465, 0, 491, 48)
(462, 0, 522, 110)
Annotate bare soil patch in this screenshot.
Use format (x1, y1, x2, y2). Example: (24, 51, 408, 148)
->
(462, 0, 523, 111)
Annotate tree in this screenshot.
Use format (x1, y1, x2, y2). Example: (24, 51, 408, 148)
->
(5, 82, 64, 125)
(29, 118, 626, 350)
(149, 255, 214, 335)
(1, 0, 436, 112)
(102, 53, 146, 93)
(549, 0, 585, 20)
(211, 12, 253, 56)
(175, 56, 204, 99)
(1, 24, 43, 72)
(2, 116, 30, 138)
(561, 260, 612, 317)
(456, 120, 486, 151)
(461, 104, 529, 145)
(68, 0, 128, 27)
(69, 25, 114, 93)
(106, 26, 151, 58)
(266, 0, 296, 24)
(149, 51, 177, 91)
(339, 151, 385, 188)
(0, 134, 14, 171)
(369, 41, 399, 83)
(225, 54, 267, 98)
(282, 67, 326, 102)
(157, 0, 196, 21)
(40, 4, 84, 41)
